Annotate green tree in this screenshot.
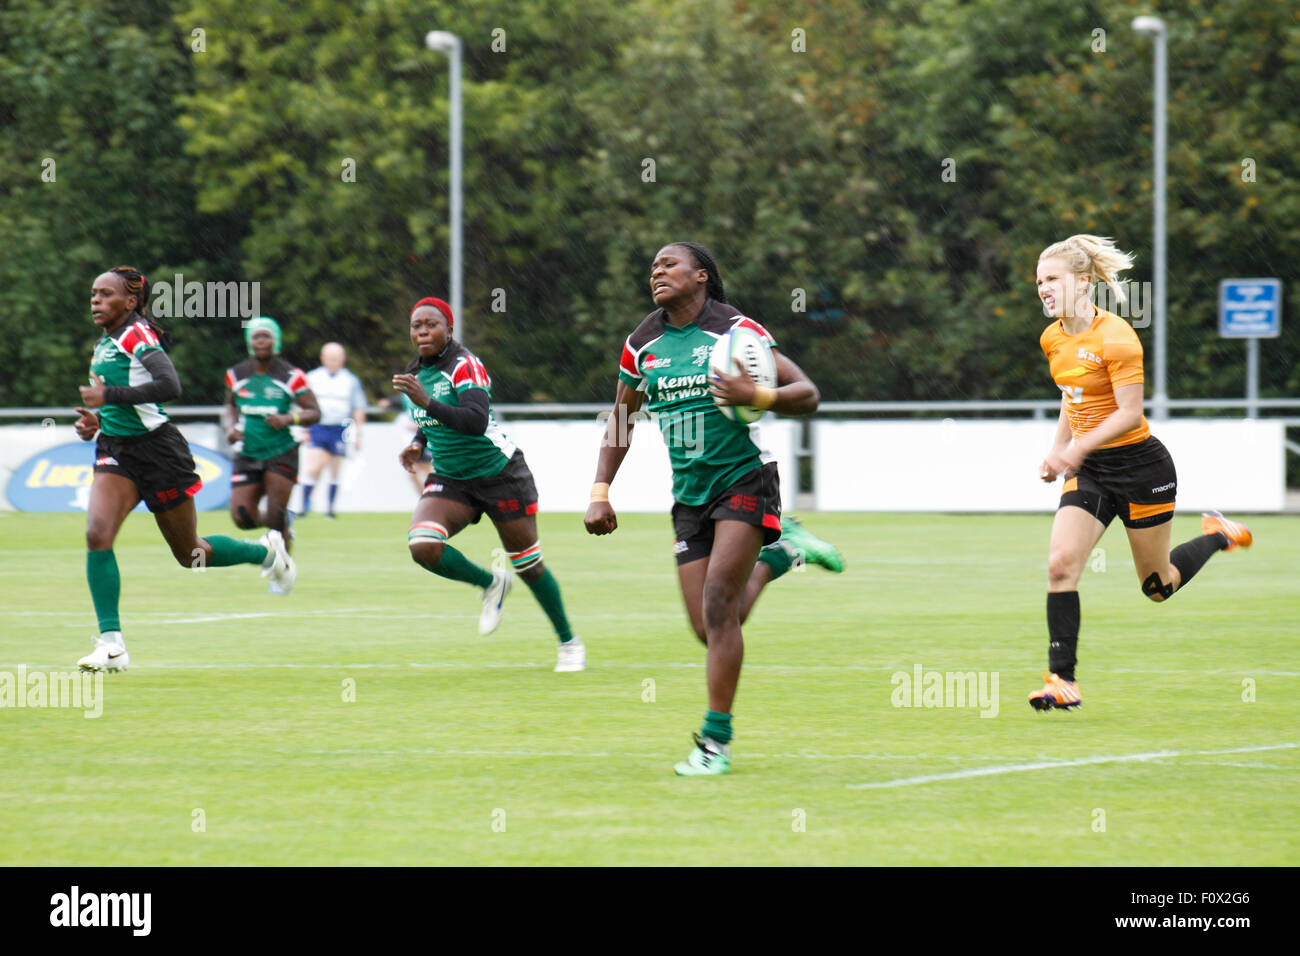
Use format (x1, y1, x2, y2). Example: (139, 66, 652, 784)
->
(0, 0, 233, 407)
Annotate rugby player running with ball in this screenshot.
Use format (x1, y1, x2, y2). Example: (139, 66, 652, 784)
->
(585, 241, 842, 776)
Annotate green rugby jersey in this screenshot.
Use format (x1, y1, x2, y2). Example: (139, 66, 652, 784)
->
(91, 320, 170, 437)
(225, 358, 311, 460)
(401, 342, 516, 481)
(617, 299, 777, 505)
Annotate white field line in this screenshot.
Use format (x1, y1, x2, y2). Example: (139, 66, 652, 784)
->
(278, 748, 980, 761)
(1, 608, 670, 623)
(2, 658, 1298, 677)
(847, 742, 1300, 790)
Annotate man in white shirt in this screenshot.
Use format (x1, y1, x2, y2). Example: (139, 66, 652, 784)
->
(301, 342, 367, 517)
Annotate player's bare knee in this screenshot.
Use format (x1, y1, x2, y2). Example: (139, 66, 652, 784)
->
(1047, 553, 1082, 590)
(85, 525, 114, 551)
(409, 540, 444, 568)
(517, 561, 544, 585)
(701, 583, 741, 631)
(1141, 571, 1173, 603)
(231, 505, 257, 530)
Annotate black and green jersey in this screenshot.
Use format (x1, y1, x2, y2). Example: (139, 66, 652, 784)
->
(225, 358, 310, 460)
(90, 321, 170, 437)
(401, 342, 516, 481)
(617, 298, 777, 506)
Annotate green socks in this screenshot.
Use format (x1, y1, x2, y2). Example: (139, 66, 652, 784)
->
(702, 710, 733, 745)
(757, 541, 796, 581)
(523, 567, 574, 643)
(204, 535, 269, 567)
(431, 545, 494, 589)
(88, 538, 268, 637)
(86, 549, 121, 634)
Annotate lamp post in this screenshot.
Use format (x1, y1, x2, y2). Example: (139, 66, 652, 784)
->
(425, 30, 463, 342)
(1133, 15, 1167, 420)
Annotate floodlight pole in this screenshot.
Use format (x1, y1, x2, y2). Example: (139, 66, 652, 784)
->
(1133, 16, 1168, 420)
(426, 30, 464, 343)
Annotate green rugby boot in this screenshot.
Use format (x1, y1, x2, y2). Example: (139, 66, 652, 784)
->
(674, 734, 732, 776)
(778, 515, 844, 572)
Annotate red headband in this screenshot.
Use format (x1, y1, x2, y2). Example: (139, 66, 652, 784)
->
(411, 296, 454, 332)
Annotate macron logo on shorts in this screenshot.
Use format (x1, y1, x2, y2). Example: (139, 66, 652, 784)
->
(1152, 482, 1175, 493)
(673, 540, 689, 554)
(95, 456, 118, 467)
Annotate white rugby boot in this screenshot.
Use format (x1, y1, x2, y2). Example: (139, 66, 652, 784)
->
(78, 636, 130, 672)
(260, 530, 297, 595)
(479, 568, 511, 635)
(554, 636, 586, 673)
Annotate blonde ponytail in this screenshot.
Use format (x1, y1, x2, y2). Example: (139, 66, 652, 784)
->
(1038, 234, 1135, 305)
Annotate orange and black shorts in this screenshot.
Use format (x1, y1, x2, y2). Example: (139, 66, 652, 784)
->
(1059, 435, 1177, 529)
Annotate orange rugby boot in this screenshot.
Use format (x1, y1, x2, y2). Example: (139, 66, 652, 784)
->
(1201, 511, 1253, 551)
(1028, 672, 1081, 711)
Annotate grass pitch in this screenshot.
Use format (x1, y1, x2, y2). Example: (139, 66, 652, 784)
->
(0, 511, 1295, 865)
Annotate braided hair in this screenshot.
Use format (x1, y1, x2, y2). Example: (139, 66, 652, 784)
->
(108, 265, 168, 343)
(669, 241, 727, 304)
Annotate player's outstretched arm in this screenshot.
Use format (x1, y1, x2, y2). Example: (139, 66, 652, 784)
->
(585, 381, 645, 536)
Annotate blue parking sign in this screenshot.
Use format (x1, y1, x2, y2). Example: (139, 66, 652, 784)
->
(1219, 278, 1282, 338)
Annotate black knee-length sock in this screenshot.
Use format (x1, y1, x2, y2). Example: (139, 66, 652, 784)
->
(1169, 532, 1228, 592)
(1047, 591, 1080, 682)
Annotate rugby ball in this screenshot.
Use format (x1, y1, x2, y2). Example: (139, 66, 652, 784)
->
(708, 325, 777, 424)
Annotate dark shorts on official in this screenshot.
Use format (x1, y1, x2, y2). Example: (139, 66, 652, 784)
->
(671, 461, 783, 565)
(1059, 435, 1177, 529)
(421, 448, 538, 523)
(94, 422, 202, 514)
(307, 423, 348, 456)
(232, 446, 300, 486)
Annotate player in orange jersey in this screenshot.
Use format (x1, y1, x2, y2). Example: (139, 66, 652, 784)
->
(1030, 235, 1252, 711)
